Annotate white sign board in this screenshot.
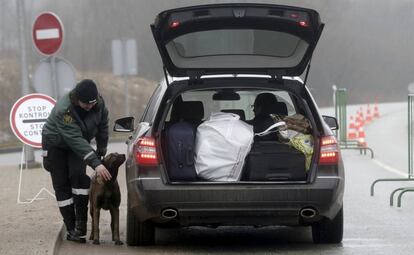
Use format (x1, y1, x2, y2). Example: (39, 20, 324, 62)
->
(9, 94, 56, 148)
(408, 83, 414, 94)
(112, 39, 138, 75)
(33, 57, 76, 99)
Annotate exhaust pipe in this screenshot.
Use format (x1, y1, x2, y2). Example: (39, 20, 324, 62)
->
(300, 207, 317, 220)
(161, 208, 178, 219)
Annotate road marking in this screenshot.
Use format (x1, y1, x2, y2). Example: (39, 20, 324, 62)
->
(372, 159, 406, 177)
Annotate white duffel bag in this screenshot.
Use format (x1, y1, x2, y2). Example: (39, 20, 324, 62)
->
(194, 112, 254, 181)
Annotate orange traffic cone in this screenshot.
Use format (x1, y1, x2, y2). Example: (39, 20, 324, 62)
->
(365, 104, 372, 123)
(355, 110, 361, 125)
(347, 115, 357, 139)
(357, 126, 367, 147)
(357, 108, 365, 127)
(349, 115, 356, 129)
(373, 103, 380, 119)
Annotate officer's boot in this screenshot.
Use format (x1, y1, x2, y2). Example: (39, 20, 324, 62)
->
(59, 203, 85, 243)
(67, 229, 86, 243)
(74, 194, 89, 241)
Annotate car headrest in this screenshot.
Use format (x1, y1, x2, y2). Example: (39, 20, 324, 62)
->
(271, 102, 288, 116)
(254, 93, 277, 109)
(221, 109, 246, 121)
(172, 101, 204, 122)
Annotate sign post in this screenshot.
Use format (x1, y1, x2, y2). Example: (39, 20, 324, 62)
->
(17, 0, 36, 167)
(10, 93, 56, 148)
(9, 93, 56, 204)
(32, 12, 65, 100)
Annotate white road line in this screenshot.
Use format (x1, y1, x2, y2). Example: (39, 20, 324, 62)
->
(372, 159, 407, 177)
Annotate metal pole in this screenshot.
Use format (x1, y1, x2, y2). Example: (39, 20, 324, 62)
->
(50, 56, 58, 99)
(332, 85, 338, 140)
(122, 39, 130, 116)
(332, 85, 337, 118)
(340, 88, 348, 141)
(409, 95, 413, 177)
(17, 0, 37, 168)
(16, 0, 28, 95)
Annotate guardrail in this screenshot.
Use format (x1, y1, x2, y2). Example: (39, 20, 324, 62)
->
(371, 94, 414, 207)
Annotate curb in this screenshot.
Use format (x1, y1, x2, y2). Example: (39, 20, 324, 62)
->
(52, 224, 65, 255)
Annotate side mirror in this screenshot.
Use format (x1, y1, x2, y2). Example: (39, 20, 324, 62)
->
(114, 117, 135, 132)
(322, 115, 339, 130)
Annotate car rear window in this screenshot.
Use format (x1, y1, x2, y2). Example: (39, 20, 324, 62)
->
(166, 89, 297, 122)
(166, 29, 309, 70)
(171, 29, 303, 58)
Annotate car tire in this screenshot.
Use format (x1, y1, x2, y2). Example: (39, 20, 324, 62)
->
(312, 207, 343, 244)
(126, 202, 155, 246)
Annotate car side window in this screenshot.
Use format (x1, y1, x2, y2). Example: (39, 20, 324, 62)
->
(141, 85, 164, 123)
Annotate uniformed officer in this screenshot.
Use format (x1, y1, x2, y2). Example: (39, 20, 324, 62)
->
(42, 79, 112, 243)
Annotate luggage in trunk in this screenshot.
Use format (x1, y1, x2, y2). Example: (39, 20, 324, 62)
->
(195, 112, 254, 181)
(165, 121, 198, 181)
(243, 141, 307, 181)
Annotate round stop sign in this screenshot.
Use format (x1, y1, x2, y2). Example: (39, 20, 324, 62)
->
(9, 94, 56, 148)
(32, 12, 64, 56)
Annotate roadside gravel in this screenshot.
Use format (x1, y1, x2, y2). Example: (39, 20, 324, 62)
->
(0, 165, 62, 255)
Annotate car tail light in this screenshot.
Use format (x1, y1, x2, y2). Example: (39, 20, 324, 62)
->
(134, 137, 159, 166)
(170, 21, 180, 29)
(299, 21, 309, 27)
(319, 136, 339, 165)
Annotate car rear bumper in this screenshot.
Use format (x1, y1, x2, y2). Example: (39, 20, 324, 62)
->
(127, 175, 344, 227)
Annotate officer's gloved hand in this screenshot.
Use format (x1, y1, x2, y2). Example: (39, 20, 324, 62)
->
(96, 147, 107, 158)
(95, 164, 112, 181)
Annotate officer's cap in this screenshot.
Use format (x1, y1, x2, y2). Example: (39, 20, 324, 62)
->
(75, 79, 98, 104)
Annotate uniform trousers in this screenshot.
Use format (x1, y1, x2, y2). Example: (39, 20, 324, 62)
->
(43, 147, 90, 235)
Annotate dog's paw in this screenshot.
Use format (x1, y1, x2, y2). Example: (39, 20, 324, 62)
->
(93, 240, 100, 245)
(115, 240, 123, 245)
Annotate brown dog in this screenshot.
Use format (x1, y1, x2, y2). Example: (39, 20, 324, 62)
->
(89, 152, 126, 245)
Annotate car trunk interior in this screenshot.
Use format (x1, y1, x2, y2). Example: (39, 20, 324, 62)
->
(159, 81, 317, 183)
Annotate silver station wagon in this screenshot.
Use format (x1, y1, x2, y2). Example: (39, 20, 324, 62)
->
(114, 3, 344, 246)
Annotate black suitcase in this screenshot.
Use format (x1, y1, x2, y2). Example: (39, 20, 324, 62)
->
(243, 141, 307, 181)
(165, 121, 198, 181)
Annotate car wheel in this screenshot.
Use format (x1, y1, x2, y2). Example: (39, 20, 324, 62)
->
(126, 201, 155, 246)
(312, 207, 343, 244)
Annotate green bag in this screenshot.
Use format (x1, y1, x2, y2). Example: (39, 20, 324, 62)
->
(288, 134, 314, 171)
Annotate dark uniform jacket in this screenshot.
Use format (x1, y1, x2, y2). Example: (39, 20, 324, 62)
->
(42, 90, 109, 169)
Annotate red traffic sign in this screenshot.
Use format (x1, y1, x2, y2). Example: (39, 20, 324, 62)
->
(32, 12, 64, 56)
(9, 94, 56, 148)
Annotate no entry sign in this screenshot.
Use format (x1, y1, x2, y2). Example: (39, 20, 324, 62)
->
(32, 12, 64, 56)
(9, 94, 56, 148)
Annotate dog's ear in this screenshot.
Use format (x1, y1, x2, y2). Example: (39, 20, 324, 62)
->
(103, 153, 117, 167)
(113, 153, 125, 168)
